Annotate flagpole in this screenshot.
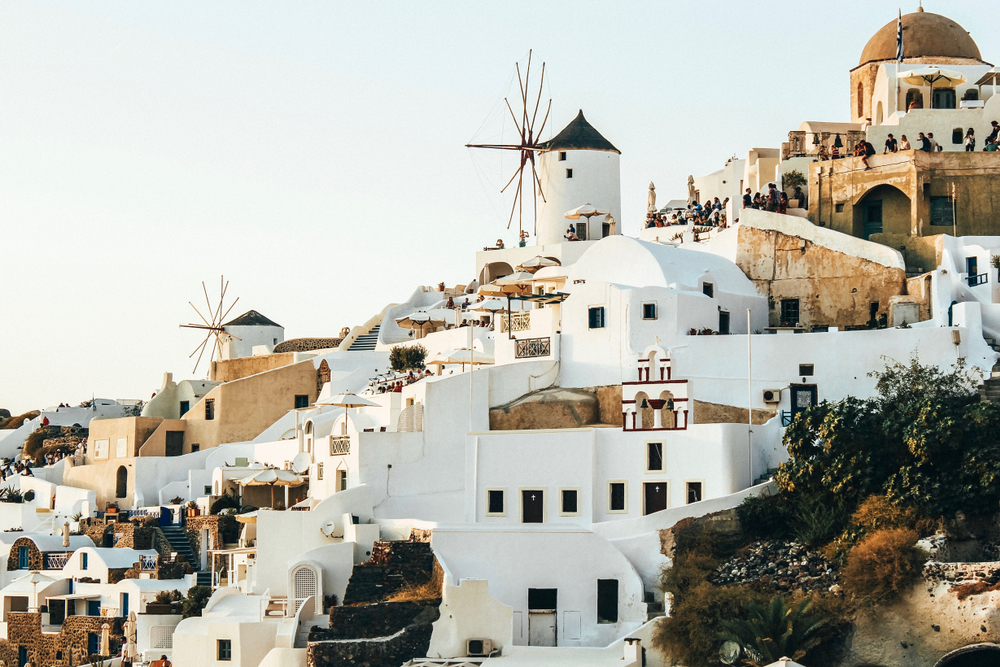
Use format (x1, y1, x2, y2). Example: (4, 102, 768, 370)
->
(896, 9, 903, 115)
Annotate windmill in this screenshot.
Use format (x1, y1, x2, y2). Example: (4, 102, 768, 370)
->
(467, 49, 552, 240)
(180, 276, 240, 374)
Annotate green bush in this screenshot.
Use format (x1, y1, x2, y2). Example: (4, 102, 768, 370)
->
(791, 500, 845, 547)
(182, 585, 212, 618)
(736, 494, 790, 540)
(840, 528, 924, 604)
(389, 344, 428, 373)
(720, 596, 827, 666)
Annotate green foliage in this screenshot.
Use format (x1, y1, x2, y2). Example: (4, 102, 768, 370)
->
(719, 596, 827, 666)
(736, 494, 790, 541)
(791, 500, 845, 547)
(210, 488, 241, 515)
(0, 488, 25, 504)
(782, 170, 807, 191)
(182, 585, 212, 618)
(777, 355, 1000, 519)
(389, 344, 428, 373)
(840, 528, 924, 604)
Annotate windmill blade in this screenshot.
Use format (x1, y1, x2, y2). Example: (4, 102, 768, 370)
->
(189, 335, 210, 359)
(520, 53, 532, 131)
(529, 62, 546, 141)
(188, 302, 211, 326)
(202, 281, 214, 324)
(213, 277, 228, 326)
(535, 99, 553, 142)
(500, 165, 523, 194)
(192, 333, 212, 373)
(507, 174, 523, 229)
(505, 99, 525, 143)
(219, 296, 241, 325)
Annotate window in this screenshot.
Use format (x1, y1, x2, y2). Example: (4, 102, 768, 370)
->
(81, 552, 88, 570)
(799, 364, 814, 376)
(856, 82, 864, 118)
(780, 299, 800, 326)
(597, 579, 619, 624)
(204, 485, 212, 495)
(576, 223, 588, 241)
(56, 652, 62, 661)
(218, 639, 232, 661)
(608, 481, 627, 513)
(642, 303, 657, 320)
(930, 196, 954, 226)
(560, 488, 579, 516)
(191, 444, 199, 453)
(559, 151, 567, 161)
(294, 395, 309, 409)
(566, 168, 573, 178)
(338, 470, 348, 492)
(686, 481, 703, 504)
(87, 600, 100, 616)
(204, 399, 215, 421)
(588, 307, 605, 329)
(602, 222, 610, 238)
(165, 431, 183, 457)
(18, 545, 28, 569)
(179, 400, 189, 416)
(646, 442, 664, 472)
(486, 489, 506, 516)
(952, 127, 964, 144)
(702, 282, 714, 298)
(835, 203, 844, 213)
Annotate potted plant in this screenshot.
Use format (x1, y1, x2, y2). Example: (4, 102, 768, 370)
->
(438, 282, 445, 292)
(992, 254, 1000, 279)
(105, 502, 118, 515)
(782, 169, 806, 207)
(185, 501, 199, 518)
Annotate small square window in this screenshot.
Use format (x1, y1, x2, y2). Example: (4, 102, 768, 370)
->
(560, 488, 579, 516)
(566, 168, 573, 178)
(835, 203, 845, 213)
(588, 307, 605, 329)
(218, 639, 232, 661)
(294, 395, 309, 409)
(702, 282, 714, 298)
(204, 485, 212, 495)
(647, 442, 664, 472)
(317, 462, 324, 480)
(191, 443, 200, 453)
(642, 303, 657, 320)
(559, 151, 567, 161)
(686, 481, 703, 504)
(486, 489, 506, 516)
(780, 299, 800, 326)
(204, 398, 215, 421)
(799, 364, 814, 376)
(608, 481, 627, 513)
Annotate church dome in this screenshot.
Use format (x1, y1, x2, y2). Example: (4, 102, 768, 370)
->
(859, 9, 984, 66)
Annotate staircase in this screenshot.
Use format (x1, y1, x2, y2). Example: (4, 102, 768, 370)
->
(985, 337, 1000, 353)
(347, 325, 380, 352)
(753, 467, 778, 486)
(160, 525, 199, 571)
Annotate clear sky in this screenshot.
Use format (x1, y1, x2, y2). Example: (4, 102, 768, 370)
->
(1, 1, 995, 413)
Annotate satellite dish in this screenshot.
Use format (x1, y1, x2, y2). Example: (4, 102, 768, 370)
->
(720, 641, 741, 665)
(291, 453, 311, 474)
(320, 522, 340, 538)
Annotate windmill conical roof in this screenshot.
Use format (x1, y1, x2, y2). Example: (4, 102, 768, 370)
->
(538, 110, 620, 154)
(223, 310, 282, 328)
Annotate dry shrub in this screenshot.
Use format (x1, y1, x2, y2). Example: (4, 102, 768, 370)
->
(950, 580, 1000, 601)
(841, 528, 924, 604)
(0, 411, 39, 430)
(383, 560, 443, 602)
(850, 495, 916, 532)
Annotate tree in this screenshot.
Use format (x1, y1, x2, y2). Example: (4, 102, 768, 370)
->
(182, 585, 212, 618)
(389, 344, 428, 373)
(719, 596, 826, 666)
(776, 355, 1000, 519)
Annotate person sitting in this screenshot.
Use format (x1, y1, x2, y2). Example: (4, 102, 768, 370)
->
(984, 138, 998, 153)
(859, 140, 876, 170)
(917, 132, 931, 152)
(817, 145, 829, 160)
(792, 186, 806, 208)
(445, 297, 455, 309)
(899, 134, 911, 150)
(831, 144, 840, 159)
(778, 192, 788, 214)
(884, 133, 898, 153)
(564, 225, 579, 241)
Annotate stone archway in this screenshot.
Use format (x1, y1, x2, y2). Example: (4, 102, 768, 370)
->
(659, 391, 675, 429)
(853, 183, 911, 239)
(115, 466, 128, 499)
(478, 262, 514, 285)
(635, 392, 653, 430)
(935, 643, 1000, 667)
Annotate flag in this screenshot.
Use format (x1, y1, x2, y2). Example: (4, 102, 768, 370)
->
(896, 9, 904, 63)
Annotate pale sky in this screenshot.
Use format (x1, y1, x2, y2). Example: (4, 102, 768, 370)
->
(1, 1, 995, 413)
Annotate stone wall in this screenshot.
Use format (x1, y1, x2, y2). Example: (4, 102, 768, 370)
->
(186, 515, 239, 555)
(692, 399, 776, 425)
(80, 518, 158, 550)
(342, 541, 435, 606)
(7, 537, 44, 571)
(313, 601, 439, 641)
(924, 561, 1000, 586)
(489, 387, 599, 430)
(0, 612, 123, 667)
(307, 623, 434, 667)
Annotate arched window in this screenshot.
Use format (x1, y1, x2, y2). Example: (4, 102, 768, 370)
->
(659, 391, 676, 429)
(857, 82, 864, 118)
(905, 89, 923, 110)
(635, 392, 653, 430)
(304, 421, 313, 454)
(116, 466, 128, 499)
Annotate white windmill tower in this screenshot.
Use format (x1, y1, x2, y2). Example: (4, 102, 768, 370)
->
(533, 110, 621, 246)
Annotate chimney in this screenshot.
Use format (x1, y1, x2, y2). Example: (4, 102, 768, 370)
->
(624, 637, 641, 664)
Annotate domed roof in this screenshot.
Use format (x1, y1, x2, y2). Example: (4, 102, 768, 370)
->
(859, 9, 984, 66)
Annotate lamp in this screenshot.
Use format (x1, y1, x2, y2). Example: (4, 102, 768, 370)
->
(834, 134, 844, 148)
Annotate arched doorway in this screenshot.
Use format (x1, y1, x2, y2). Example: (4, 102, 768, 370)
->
(478, 262, 514, 285)
(115, 466, 128, 499)
(290, 564, 321, 614)
(853, 184, 911, 239)
(635, 392, 653, 430)
(304, 421, 313, 454)
(935, 644, 1000, 667)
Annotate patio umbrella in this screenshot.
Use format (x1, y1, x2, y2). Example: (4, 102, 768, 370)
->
(427, 349, 495, 372)
(238, 469, 306, 508)
(898, 67, 967, 106)
(490, 273, 534, 335)
(395, 311, 445, 339)
(99, 622, 110, 657)
(564, 203, 610, 238)
(516, 256, 560, 273)
(469, 298, 507, 313)
(316, 392, 379, 442)
(124, 611, 138, 659)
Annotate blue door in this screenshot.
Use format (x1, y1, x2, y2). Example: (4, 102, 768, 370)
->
(18, 647, 27, 667)
(159, 507, 173, 527)
(17, 546, 28, 569)
(87, 600, 100, 616)
(88, 633, 99, 656)
(121, 593, 128, 617)
(863, 201, 883, 239)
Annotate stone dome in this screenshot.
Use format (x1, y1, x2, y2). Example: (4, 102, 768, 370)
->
(859, 9, 984, 66)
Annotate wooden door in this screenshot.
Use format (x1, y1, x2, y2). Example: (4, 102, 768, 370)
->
(521, 490, 544, 523)
(644, 482, 667, 515)
(165, 431, 183, 457)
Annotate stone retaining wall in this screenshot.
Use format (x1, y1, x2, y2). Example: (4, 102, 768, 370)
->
(923, 560, 1000, 585)
(0, 612, 123, 667)
(307, 623, 434, 667)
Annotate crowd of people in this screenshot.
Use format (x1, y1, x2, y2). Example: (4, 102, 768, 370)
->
(370, 369, 434, 394)
(645, 197, 729, 229)
(1, 458, 35, 480)
(741, 183, 805, 215)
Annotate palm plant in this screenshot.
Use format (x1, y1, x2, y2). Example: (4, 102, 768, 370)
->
(719, 596, 826, 666)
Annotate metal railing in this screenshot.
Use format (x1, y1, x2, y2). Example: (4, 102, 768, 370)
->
(500, 311, 531, 333)
(44, 553, 69, 570)
(515, 337, 551, 359)
(968, 272, 988, 287)
(780, 411, 794, 427)
(330, 436, 350, 456)
(140, 554, 158, 571)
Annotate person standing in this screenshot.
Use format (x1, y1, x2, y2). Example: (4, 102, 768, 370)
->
(742, 188, 753, 209)
(884, 133, 898, 153)
(965, 128, 976, 152)
(988, 120, 1000, 145)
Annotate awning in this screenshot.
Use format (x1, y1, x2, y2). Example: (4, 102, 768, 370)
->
(509, 292, 570, 304)
(47, 593, 101, 601)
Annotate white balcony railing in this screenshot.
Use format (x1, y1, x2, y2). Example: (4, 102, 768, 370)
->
(330, 436, 350, 456)
(499, 311, 531, 333)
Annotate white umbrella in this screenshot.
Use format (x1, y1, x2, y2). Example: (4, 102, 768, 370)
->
(516, 256, 560, 273)
(395, 311, 445, 339)
(469, 298, 507, 313)
(564, 203, 609, 219)
(316, 392, 379, 443)
(99, 622, 110, 657)
(239, 469, 306, 508)
(427, 349, 495, 367)
(124, 611, 138, 659)
(898, 67, 967, 107)
(647, 182, 656, 212)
